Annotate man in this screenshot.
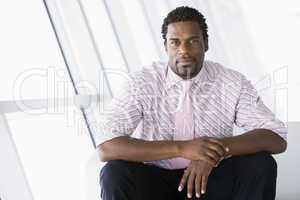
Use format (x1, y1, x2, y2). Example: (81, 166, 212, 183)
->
(97, 6, 287, 200)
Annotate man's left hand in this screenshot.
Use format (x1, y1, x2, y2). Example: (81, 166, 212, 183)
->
(178, 160, 214, 198)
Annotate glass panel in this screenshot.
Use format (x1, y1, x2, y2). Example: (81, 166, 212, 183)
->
(0, 1, 73, 101)
(120, 0, 160, 65)
(79, 0, 129, 96)
(6, 110, 95, 200)
(240, 0, 299, 121)
(80, 0, 127, 71)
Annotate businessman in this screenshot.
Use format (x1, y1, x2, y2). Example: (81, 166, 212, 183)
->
(97, 6, 287, 200)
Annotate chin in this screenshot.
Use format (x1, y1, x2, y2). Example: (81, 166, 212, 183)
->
(180, 67, 195, 74)
(180, 72, 195, 80)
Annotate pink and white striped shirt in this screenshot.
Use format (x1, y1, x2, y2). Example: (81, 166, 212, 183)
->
(97, 60, 287, 169)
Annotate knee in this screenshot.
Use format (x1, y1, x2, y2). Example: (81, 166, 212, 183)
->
(100, 160, 129, 188)
(242, 152, 277, 177)
(254, 152, 277, 174)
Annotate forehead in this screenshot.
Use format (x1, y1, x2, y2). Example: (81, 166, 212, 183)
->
(166, 21, 202, 38)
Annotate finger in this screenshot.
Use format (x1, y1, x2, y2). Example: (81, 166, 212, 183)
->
(187, 170, 196, 198)
(205, 149, 221, 166)
(202, 138, 227, 158)
(178, 169, 189, 192)
(215, 159, 221, 167)
(207, 138, 229, 153)
(206, 142, 227, 158)
(201, 175, 208, 195)
(195, 174, 202, 198)
(199, 155, 217, 166)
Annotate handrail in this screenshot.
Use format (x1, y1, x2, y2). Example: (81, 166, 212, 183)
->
(0, 94, 99, 114)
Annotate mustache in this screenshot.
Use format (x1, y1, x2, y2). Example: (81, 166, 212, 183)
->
(176, 57, 195, 62)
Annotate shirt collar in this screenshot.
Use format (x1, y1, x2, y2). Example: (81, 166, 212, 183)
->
(165, 61, 207, 90)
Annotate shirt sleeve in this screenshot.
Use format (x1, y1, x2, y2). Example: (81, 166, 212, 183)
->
(95, 76, 143, 146)
(234, 76, 287, 140)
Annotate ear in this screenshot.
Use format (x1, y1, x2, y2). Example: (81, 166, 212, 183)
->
(164, 40, 168, 52)
(204, 39, 209, 52)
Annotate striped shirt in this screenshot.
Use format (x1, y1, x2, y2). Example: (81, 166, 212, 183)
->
(96, 60, 287, 169)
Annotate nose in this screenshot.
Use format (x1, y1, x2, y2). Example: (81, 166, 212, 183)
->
(178, 42, 189, 55)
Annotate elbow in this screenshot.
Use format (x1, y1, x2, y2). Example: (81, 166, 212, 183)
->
(97, 143, 113, 162)
(272, 136, 288, 154)
(97, 136, 129, 162)
(266, 130, 288, 154)
(279, 138, 288, 153)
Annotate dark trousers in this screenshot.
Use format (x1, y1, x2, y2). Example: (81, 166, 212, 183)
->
(100, 152, 277, 200)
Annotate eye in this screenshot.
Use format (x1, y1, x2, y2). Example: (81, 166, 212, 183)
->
(190, 38, 201, 44)
(169, 40, 180, 47)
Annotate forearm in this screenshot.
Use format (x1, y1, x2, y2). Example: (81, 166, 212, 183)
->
(98, 136, 182, 162)
(220, 129, 287, 156)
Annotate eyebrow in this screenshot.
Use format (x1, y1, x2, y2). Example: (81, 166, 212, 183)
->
(168, 36, 201, 40)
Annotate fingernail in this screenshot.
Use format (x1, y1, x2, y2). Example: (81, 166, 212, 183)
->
(226, 147, 229, 152)
(201, 190, 205, 194)
(196, 193, 201, 198)
(187, 193, 192, 198)
(178, 186, 182, 191)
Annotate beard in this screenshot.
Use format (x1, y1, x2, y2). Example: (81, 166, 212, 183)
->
(176, 65, 195, 79)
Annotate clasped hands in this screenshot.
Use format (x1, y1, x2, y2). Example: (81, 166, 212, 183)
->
(178, 137, 229, 198)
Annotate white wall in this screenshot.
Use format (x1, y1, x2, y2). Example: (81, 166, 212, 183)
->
(0, 1, 95, 200)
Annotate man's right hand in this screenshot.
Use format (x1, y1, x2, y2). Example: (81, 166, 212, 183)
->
(178, 137, 229, 166)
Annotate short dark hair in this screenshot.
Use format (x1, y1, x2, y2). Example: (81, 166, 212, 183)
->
(161, 6, 208, 42)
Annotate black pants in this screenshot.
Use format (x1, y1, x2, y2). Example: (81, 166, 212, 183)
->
(100, 152, 277, 200)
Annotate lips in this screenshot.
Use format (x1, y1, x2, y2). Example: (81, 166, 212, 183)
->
(177, 58, 194, 65)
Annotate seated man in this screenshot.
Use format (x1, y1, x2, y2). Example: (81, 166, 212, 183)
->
(97, 6, 287, 200)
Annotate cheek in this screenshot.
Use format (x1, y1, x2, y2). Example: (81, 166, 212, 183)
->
(193, 49, 205, 59)
(168, 51, 177, 59)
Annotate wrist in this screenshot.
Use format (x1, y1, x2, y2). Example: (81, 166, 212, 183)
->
(174, 140, 186, 157)
(219, 137, 232, 157)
